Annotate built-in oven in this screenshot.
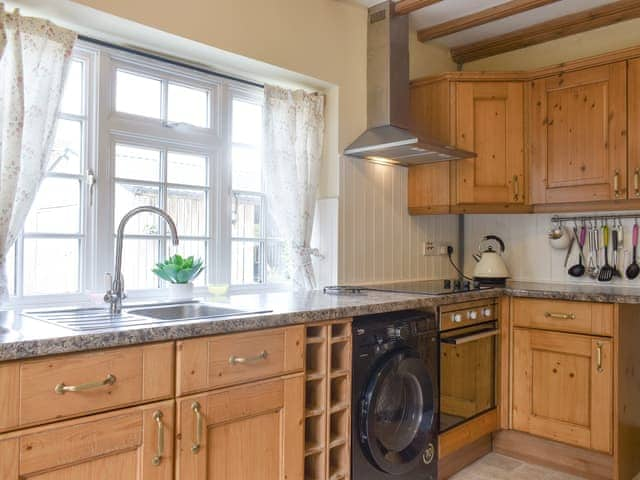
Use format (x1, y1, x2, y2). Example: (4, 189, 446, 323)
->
(438, 299, 499, 433)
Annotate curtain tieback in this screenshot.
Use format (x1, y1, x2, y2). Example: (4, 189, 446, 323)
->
(294, 245, 324, 265)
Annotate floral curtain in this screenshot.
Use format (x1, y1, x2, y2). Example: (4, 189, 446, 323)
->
(0, 7, 76, 300)
(263, 85, 325, 290)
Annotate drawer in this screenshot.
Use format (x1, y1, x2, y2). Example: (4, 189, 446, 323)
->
(176, 325, 304, 395)
(0, 342, 174, 432)
(512, 298, 613, 336)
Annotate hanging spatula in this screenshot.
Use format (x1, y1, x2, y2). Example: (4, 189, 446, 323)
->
(598, 224, 614, 282)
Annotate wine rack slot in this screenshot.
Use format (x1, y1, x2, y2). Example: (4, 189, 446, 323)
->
(304, 319, 352, 480)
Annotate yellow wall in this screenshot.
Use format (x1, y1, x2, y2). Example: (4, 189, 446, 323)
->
(410, 23, 456, 78)
(463, 18, 640, 71)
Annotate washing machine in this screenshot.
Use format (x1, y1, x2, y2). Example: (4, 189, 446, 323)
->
(352, 309, 439, 480)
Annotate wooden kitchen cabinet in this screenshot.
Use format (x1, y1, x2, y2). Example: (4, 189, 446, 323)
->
(455, 82, 525, 206)
(175, 375, 304, 480)
(628, 58, 640, 199)
(529, 62, 627, 205)
(0, 400, 174, 480)
(512, 328, 613, 453)
(408, 76, 527, 214)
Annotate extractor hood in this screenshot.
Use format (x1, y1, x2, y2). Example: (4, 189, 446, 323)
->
(345, 1, 475, 166)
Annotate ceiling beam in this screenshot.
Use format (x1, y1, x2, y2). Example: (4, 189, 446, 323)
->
(451, 0, 640, 64)
(417, 0, 560, 43)
(393, 0, 442, 16)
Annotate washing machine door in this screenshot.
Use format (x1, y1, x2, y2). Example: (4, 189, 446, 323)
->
(359, 348, 435, 475)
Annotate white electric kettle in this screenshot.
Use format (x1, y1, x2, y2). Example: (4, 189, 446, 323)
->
(472, 235, 510, 286)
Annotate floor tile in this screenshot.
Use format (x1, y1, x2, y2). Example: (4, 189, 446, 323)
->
(450, 453, 586, 480)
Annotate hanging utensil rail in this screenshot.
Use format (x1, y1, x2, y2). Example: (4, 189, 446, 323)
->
(551, 213, 640, 224)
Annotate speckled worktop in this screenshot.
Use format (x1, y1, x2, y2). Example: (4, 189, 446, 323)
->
(1, 280, 639, 362)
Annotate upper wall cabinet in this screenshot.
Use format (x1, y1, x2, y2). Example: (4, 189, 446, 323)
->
(408, 76, 527, 214)
(455, 82, 525, 207)
(628, 59, 640, 199)
(529, 62, 627, 205)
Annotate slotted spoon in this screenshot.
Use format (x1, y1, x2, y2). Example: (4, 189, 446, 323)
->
(598, 224, 614, 282)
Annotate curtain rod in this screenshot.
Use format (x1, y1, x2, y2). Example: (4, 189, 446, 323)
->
(78, 35, 264, 89)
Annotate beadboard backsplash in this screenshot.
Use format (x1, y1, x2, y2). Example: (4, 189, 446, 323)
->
(339, 157, 459, 284)
(464, 212, 640, 287)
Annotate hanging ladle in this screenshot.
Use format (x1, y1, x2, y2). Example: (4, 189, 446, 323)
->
(568, 224, 587, 277)
(626, 221, 640, 279)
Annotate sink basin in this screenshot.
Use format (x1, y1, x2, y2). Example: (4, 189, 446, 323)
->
(24, 302, 271, 332)
(128, 304, 266, 321)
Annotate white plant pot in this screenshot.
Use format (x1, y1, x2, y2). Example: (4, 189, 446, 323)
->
(168, 282, 194, 300)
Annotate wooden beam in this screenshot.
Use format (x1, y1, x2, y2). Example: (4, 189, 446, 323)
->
(417, 0, 560, 42)
(393, 0, 442, 16)
(451, 0, 640, 64)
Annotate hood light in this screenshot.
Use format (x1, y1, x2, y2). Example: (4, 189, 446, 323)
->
(366, 156, 402, 166)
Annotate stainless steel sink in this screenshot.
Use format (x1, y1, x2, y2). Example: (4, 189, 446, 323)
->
(128, 303, 260, 321)
(24, 301, 271, 332)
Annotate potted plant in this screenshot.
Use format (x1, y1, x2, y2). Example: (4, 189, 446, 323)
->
(152, 254, 204, 299)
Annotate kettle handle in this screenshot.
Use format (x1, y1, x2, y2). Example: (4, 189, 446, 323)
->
(482, 235, 506, 253)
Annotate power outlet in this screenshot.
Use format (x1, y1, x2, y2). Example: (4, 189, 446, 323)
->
(423, 242, 452, 256)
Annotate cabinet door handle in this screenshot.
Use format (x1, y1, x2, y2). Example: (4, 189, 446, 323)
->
(513, 175, 520, 201)
(191, 401, 202, 454)
(596, 342, 604, 373)
(228, 350, 268, 365)
(151, 410, 164, 466)
(54, 373, 116, 395)
(614, 169, 622, 198)
(634, 168, 640, 197)
(544, 312, 576, 320)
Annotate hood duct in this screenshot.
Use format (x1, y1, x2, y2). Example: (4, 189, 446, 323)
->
(345, 1, 475, 166)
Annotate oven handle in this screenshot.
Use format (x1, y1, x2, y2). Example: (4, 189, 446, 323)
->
(441, 328, 499, 345)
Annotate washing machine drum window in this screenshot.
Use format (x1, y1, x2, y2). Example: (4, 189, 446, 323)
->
(360, 350, 435, 475)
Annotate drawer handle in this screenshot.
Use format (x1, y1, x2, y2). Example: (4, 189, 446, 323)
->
(596, 342, 604, 373)
(228, 350, 268, 365)
(54, 373, 116, 395)
(544, 312, 576, 320)
(152, 410, 164, 466)
(191, 401, 202, 454)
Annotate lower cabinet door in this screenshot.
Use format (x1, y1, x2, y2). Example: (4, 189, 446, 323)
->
(0, 400, 174, 480)
(176, 374, 304, 480)
(512, 329, 613, 453)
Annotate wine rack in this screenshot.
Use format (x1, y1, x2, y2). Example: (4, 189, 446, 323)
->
(303, 319, 352, 480)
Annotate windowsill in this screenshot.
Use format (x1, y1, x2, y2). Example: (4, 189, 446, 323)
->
(1, 283, 292, 310)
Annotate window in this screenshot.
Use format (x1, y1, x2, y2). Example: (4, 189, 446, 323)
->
(7, 41, 277, 303)
(9, 53, 91, 297)
(231, 97, 288, 285)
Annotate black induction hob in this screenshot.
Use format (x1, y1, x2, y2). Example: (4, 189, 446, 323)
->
(324, 279, 495, 296)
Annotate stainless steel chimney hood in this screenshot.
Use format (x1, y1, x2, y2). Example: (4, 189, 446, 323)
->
(345, 1, 475, 166)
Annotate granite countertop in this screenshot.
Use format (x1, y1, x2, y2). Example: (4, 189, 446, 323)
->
(1, 280, 639, 362)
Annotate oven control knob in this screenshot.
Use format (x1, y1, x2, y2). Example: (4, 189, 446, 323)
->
(482, 307, 493, 318)
(468, 310, 478, 320)
(452, 313, 462, 323)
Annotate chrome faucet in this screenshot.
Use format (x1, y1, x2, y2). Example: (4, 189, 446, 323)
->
(105, 206, 179, 314)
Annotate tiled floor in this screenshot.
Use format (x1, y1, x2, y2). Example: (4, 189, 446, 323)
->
(449, 453, 585, 480)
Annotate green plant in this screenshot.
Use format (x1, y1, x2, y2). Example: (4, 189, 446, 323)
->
(152, 254, 204, 284)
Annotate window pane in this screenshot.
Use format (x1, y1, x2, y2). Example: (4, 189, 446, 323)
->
(25, 177, 80, 234)
(232, 146, 262, 192)
(5, 244, 15, 296)
(167, 240, 206, 286)
(121, 238, 159, 290)
(49, 119, 82, 174)
(231, 240, 263, 285)
(266, 240, 289, 284)
(167, 152, 207, 186)
(23, 238, 79, 295)
(232, 99, 262, 145)
(168, 83, 208, 128)
(60, 60, 83, 115)
(167, 188, 206, 237)
(115, 144, 161, 182)
(114, 183, 160, 234)
(116, 70, 161, 119)
(232, 193, 262, 238)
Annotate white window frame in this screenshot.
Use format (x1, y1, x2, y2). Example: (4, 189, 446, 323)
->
(7, 40, 287, 308)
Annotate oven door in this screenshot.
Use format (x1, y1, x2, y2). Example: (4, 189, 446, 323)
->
(439, 322, 498, 432)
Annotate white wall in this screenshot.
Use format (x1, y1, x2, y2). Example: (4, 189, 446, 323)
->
(464, 213, 640, 288)
(339, 159, 459, 284)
